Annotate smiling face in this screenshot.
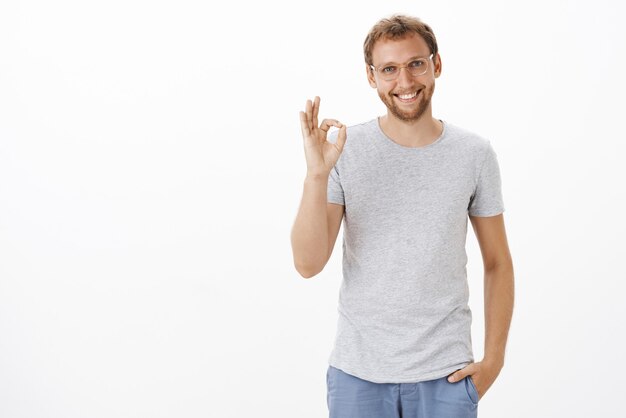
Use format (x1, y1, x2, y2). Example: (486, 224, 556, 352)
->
(367, 32, 441, 123)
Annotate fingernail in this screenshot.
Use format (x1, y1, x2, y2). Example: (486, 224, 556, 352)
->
(448, 376, 455, 382)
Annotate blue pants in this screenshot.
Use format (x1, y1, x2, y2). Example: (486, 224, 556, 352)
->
(327, 365, 479, 418)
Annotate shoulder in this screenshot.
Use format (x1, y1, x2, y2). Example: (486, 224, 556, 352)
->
(328, 118, 377, 145)
(443, 121, 494, 155)
(346, 119, 378, 135)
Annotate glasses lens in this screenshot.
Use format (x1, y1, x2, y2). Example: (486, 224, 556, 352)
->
(407, 59, 428, 77)
(380, 66, 397, 81)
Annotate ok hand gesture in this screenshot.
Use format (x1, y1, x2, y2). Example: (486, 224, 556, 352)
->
(299, 96, 347, 178)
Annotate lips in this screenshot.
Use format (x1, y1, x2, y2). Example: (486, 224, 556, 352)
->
(394, 90, 421, 102)
(398, 91, 417, 99)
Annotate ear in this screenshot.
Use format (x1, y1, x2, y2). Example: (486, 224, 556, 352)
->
(366, 64, 377, 88)
(434, 53, 442, 78)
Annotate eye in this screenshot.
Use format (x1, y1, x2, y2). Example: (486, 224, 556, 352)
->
(381, 66, 397, 74)
(408, 60, 425, 68)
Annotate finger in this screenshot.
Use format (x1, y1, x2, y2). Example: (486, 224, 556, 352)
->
(312, 96, 320, 128)
(305, 99, 313, 131)
(448, 364, 474, 382)
(319, 118, 343, 132)
(299, 111, 311, 137)
(335, 125, 347, 151)
(447, 369, 464, 382)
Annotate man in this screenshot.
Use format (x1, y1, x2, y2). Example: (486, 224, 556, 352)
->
(291, 14, 514, 418)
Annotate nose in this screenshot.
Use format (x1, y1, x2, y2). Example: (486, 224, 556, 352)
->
(396, 66, 414, 87)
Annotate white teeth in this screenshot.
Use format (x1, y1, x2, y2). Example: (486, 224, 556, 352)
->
(398, 91, 419, 99)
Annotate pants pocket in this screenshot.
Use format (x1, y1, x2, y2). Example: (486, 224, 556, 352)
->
(465, 376, 479, 405)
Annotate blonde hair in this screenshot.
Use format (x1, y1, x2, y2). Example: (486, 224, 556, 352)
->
(363, 14, 439, 66)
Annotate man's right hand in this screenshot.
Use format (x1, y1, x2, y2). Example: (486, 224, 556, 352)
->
(299, 96, 347, 178)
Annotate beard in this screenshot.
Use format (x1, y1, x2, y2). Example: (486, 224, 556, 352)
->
(378, 83, 434, 122)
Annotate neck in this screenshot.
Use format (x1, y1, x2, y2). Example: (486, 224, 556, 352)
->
(379, 110, 443, 148)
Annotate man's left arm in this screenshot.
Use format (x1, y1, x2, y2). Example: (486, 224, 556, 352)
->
(447, 213, 514, 400)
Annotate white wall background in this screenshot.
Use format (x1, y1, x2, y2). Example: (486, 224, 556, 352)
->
(1, 0, 624, 417)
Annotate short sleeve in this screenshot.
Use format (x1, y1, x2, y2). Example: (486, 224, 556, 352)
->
(327, 164, 344, 205)
(468, 142, 505, 217)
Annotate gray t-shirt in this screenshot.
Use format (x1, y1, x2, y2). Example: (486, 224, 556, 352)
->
(326, 118, 504, 383)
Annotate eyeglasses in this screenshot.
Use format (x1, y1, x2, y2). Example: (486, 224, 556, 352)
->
(369, 54, 434, 81)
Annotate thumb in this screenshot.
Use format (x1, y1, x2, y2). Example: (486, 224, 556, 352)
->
(448, 369, 466, 383)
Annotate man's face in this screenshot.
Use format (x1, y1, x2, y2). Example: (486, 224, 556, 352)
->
(367, 33, 441, 122)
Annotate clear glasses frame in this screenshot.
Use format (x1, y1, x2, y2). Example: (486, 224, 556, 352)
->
(369, 54, 434, 81)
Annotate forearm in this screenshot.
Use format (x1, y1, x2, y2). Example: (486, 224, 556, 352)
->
(290, 175, 330, 277)
(483, 263, 515, 365)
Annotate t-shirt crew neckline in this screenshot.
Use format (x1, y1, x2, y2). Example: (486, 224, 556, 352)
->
(375, 117, 447, 151)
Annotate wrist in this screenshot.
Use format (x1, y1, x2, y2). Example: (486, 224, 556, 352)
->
(305, 172, 329, 181)
(481, 355, 504, 369)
